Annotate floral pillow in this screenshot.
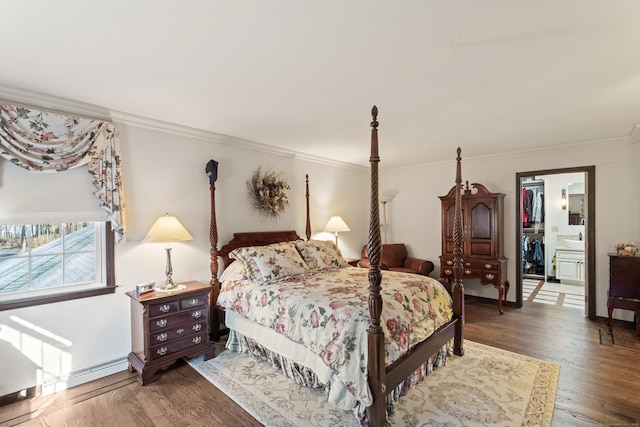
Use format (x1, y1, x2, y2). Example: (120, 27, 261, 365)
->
(295, 239, 348, 271)
(229, 241, 310, 283)
(219, 259, 249, 282)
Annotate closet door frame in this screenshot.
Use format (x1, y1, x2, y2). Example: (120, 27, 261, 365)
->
(515, 166, 596, 320)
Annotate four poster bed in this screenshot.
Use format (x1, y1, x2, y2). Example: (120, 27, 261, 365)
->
(207, 106, 465, 426)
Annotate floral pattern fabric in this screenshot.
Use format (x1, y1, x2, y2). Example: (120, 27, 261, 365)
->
(0, 103, 125, 241)
(217, 266, 453, 415)
(229, 241, 310, 283)
(295, 239, 349, 270)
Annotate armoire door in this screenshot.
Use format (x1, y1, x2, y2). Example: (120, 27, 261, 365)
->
(466, 198, 496, 258)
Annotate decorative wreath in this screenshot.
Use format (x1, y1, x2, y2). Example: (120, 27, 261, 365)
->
(247, 166, 290, 218)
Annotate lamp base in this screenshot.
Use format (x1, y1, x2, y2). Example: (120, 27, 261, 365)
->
(155, 247, 185, 292)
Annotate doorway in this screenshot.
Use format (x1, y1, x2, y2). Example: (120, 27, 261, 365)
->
(515, 166, 596, 320)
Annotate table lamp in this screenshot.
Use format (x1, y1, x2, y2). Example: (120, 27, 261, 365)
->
(143, 214, 193, 291)
(324, 215, 350, 248)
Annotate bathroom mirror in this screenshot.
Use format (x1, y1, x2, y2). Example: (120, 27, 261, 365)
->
(568, 182, 585, 225)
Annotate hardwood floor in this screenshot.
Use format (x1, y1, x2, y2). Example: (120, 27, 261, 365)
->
(467, 298, 640, 426)
(1, 298, 639, 426)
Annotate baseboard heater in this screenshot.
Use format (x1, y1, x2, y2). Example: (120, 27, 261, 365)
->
(42, 357, 129, 395)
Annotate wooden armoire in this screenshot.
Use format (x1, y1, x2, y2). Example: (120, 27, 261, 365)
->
(439, 182, 509, 314)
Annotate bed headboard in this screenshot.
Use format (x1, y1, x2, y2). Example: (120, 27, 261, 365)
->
(218, 230, 302, 268)
(210, 174, 312, 277)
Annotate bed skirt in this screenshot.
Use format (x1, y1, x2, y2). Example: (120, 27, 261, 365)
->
(224, 310, 452, 425)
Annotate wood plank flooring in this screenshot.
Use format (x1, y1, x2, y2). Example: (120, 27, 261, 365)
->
(1, 298, 638, 426)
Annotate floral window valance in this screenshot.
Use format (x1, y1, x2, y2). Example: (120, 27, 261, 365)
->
(0, 103, 126, 242)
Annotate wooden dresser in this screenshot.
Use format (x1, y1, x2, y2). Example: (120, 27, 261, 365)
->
(439, 182, 509, 314)
(607, 254, 640, 339)
(127, 280, 217, 385)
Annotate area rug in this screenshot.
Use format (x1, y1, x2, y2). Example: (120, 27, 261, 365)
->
(188, 340, 559, 426)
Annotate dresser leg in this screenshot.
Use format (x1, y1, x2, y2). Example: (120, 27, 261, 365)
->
(607, 299, 614, 335)
(503, 280, 510, 304)
(496, 284, 505, 315)
(634, 304, 640, 340)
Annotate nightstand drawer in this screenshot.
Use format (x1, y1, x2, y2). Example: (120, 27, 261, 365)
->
(148, 308, 207, 332)
(181, 294, 206, 309)
(149, 301, 180, 317)
(150, 320, 207, 345)
(149, 332, 208, 361)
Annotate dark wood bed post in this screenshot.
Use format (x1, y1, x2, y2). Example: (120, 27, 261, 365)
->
(452, 148, 465, 356)
(209, 178, 222, 342)
(367, 106, 386, 427)
(305, 174, 311, 240)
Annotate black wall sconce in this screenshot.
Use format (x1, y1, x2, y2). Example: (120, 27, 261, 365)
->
(561, 189, 567, 210)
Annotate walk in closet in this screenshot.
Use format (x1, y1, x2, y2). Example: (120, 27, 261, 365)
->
(521, 179, 545, 279)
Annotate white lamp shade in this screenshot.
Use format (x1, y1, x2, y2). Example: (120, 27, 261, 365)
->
(324, 216, 350, 233)
(143, 214, 193, 243)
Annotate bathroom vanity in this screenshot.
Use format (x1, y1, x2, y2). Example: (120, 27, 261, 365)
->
(555, 236, 585, 285)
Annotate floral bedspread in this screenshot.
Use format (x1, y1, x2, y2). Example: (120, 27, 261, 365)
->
(217, 266, 453, 410)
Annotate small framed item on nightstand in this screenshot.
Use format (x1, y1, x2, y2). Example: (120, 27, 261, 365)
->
(135, 281, 155, 295)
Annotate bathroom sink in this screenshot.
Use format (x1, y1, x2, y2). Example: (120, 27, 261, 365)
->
(564, 239, 585, 250)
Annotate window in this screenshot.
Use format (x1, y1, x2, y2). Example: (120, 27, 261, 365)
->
(0, 221, 115, 310)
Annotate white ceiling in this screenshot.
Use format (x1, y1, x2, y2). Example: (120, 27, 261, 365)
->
(2, 1, 640, 168)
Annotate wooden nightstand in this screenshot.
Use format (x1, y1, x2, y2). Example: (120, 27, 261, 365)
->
(126, 281, 217, 385)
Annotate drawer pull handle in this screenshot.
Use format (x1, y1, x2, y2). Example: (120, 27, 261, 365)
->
(464, 269, 472, 275)
(157, 347, 167, 356)
(444, 269, 452, 275)
(447, 260, 453, 265)
(159, 304, 171, 313)
(485, 273, 495, 280)
(193, 324, 202, 331)
(192, 311, 202, 319)
(465, 262, 471, 267)
(188, 298, 199, 306)
(485, 264, 492, 269)
(177, 328, 185, 335)
(192, 336, 202, 344)
(157, 333, 168, 342)
(156, 319, 167, 328)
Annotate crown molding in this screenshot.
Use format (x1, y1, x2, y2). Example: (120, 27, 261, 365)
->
(0, 83, 365, 172)
(109, 110, 366, 171)
(385, 134, 635, 173)
(0, 84, 111, 120)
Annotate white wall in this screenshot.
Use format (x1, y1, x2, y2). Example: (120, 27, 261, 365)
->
(381, 139, 640, 318)
(0, 119, 368, 397)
